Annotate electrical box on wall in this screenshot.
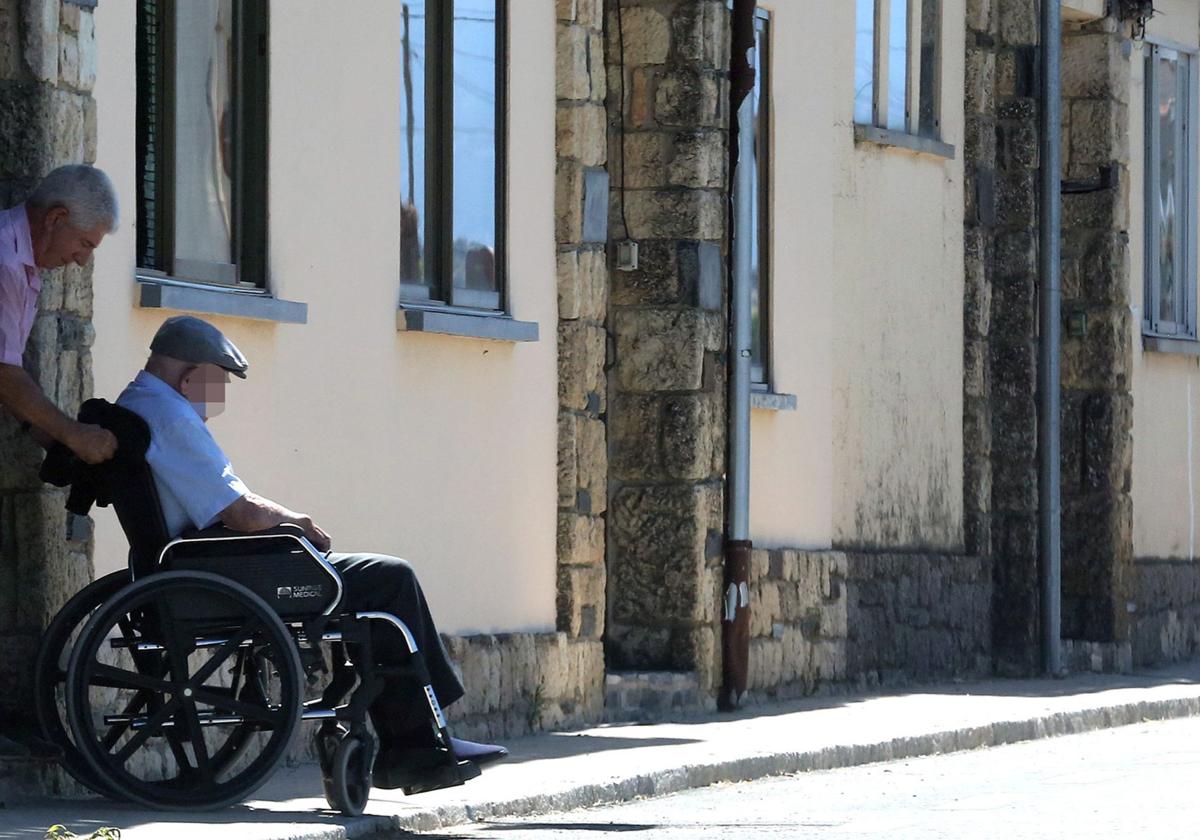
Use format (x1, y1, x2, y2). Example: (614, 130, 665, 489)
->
(616, 240, 639, 272)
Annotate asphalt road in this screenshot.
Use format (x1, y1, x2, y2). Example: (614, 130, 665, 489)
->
(401, 716, 1200, 839)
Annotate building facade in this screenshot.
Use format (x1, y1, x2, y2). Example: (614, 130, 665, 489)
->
(3, 0, 1200, 799)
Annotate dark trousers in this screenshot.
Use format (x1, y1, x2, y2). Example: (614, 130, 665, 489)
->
(327, 552, 465, 746)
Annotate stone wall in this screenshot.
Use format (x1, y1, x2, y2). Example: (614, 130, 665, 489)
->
(745, 549, 992, 700)
(603, 0, 729, 694)
(0, 0, 99, 730)
(963, 0, 1044, 675)
(1132, 561, 1200, 667)
(1058, 15, 1134, 647)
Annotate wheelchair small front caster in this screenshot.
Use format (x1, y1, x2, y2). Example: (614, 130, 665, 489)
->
(324, 731, 376, 817)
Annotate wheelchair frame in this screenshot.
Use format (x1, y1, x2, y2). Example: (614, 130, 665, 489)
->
(35, 403, 480, 816)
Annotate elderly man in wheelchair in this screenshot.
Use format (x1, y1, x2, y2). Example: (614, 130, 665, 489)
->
(34, 316, 506, 816)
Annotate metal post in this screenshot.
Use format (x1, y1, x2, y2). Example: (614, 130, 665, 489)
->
(721, 0, 756, 711)
(1039, 0, 1064, 676)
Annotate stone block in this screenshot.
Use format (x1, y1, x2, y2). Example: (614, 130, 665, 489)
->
(82, 95, 96, 164)
(998, 0, 1037, 46)
(613, 130, 668, 189)
(557, 102, 608, 166)
(609, 5, 670, 66)
(576, 0, 602, 29)
(21, 0, 58, 82)
(608, 483, 709, 622)
(966, 0, 992, 33)
(671, 1, 727, 70)
(1061, 33, 1119, 101)
(577, 414, 607, 509)
(998, 119, 1038, 170)
(995, 170, 1036, 228)
(58, 31, 78, 89)
(613, 308, 720, 392)
(964, 115, 996, 168)
(624, 188, 723, 240)
(557, 564, 605, 638)
(556, 0, 576, 22)
(0, 1, 20, 79)
(558, 509, 604, 569)
(555, 160, 584, 244)
(610, 239, 680, 305)
(964, 340, 989, 399)
(990, 274, 1035, 337)
(588, 29, 607, 101)
(558, 320, 606, 411)
(965, 48, 995, 115)
(655, 69, 721, 128)
(557, 411, 578, 506)
(1069, 99, 1124, 166)
(556, 23, 590, 101)
(669, 129, 725, 190)
(661, 393, 723, 480)
(610, 393, 662, 479)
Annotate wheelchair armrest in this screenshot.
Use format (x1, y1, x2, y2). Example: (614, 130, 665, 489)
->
(179, 522, 309, 542)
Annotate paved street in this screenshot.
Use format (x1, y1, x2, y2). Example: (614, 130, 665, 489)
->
(408, 717, 1200, 839)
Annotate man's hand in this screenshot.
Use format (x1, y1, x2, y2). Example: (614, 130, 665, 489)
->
(300, 517, 332, 553)
(66, 422, 118, 464)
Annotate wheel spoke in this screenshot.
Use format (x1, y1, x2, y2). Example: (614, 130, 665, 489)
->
(90, 663, 174, 694)
(113, 696, 181, 764)
(189, 622, 262, 689)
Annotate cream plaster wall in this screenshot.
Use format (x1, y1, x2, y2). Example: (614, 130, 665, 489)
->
(749, 1, 965, 552)
(748, 2, 835, 549)
(1131, 0, 1200, 560)
(88, 0, 559, 634)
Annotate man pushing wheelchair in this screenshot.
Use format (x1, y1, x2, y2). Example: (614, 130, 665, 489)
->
(37, 315, 506, 813)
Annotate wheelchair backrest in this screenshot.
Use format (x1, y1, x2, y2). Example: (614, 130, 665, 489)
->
(40, 398, 172, 578)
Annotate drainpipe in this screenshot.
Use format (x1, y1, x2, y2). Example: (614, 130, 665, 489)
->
(1039, 0, 1064, 675)
(721, 0, 756, 712)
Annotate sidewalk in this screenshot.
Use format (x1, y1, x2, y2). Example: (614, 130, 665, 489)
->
(5, 662, 1200, 840)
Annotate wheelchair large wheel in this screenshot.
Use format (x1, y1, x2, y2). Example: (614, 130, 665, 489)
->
(66, 571, 303, 810)
(34, 569, 131, 798)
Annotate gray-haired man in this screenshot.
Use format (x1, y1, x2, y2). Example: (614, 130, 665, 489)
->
(0, 165, 120, 464)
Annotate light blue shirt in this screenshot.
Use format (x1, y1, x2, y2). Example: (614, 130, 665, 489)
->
(116, 370, 249, 538)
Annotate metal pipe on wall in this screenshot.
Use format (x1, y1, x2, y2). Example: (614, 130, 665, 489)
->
(721, 0, 756, 711)
(1039, 0, 1064, 675)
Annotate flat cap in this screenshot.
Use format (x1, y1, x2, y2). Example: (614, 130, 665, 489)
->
(149, 315, 249, 378)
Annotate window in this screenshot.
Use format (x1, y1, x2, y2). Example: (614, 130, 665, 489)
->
(749, 10, 771, 387)
(853, 0, 942, 138)
(400, 1, 507, 311)
(1144, 43, 1198, 338)
(136, 0, 269, 288)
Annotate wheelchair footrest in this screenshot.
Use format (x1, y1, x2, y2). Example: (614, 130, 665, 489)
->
(401, 759, 481, 796)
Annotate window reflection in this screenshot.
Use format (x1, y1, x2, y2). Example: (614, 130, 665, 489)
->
(854, 0, 875, 125)
(173, 0, 235, 272)
(886, 0, 907, 131)
(1157, 54, 1181, 326)
(453, 1, 499, 293)
(750, 12, 769, 386)
(400, 1, 427, 287)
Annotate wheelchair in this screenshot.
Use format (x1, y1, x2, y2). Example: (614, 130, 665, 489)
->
(34, 403, 479, 816)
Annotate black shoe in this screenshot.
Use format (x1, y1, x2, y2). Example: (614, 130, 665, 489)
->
(371, 739, 503, 793)
(448, 737, 508, 767)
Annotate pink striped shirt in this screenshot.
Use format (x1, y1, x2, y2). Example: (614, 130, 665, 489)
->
(0, 204, 41, 367)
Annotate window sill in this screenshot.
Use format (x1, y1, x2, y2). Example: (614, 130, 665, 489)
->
(751, 390, 797, 411)
(396, 305, 539, 342)
(1143, 334, 1200, 356)
(137, 277, 308, 324)
(853, 124, 956, 160)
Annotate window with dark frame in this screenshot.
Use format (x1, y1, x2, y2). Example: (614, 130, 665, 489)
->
(400, 1, 507, 312)
(136, 0, 269, 289)
(749, 9, 771, 387)
(1144, 43, 1198, 339)
(853, 0, 942, 139)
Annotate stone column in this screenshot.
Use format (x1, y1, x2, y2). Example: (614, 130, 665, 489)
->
(1058, 17, 1133, 656)
(604, 0, 728, 692)
(555, 0, 609, 646)
(963, 0, 1044, 674)
(0, 0, 99, 729)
